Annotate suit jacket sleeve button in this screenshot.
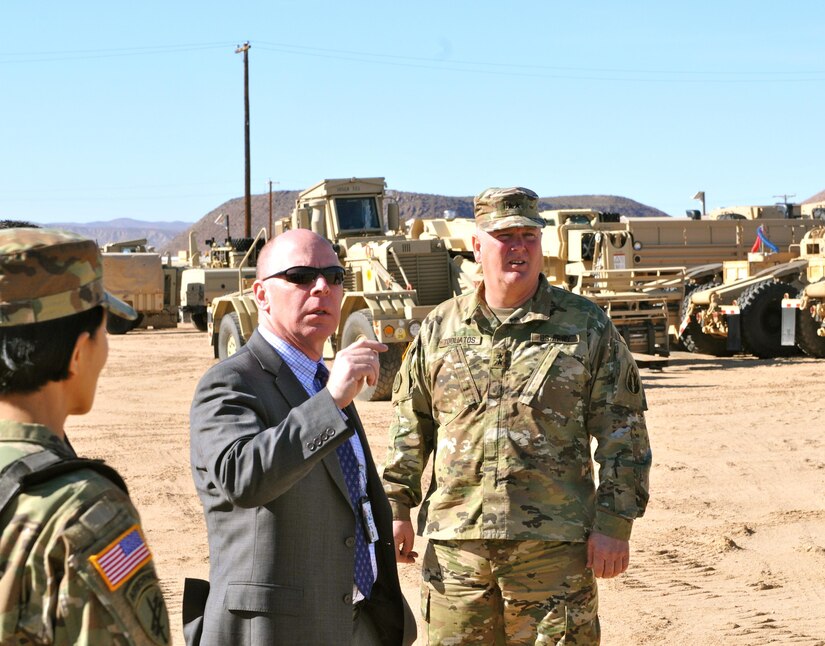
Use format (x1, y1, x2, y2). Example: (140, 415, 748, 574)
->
(345, 536, 355, 548)
(327, 428, 336, 437)
(343, 593, 353, 604)
(307, 442, 315, 451)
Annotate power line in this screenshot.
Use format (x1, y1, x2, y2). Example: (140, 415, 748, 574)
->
(253, 40, 825, 83)
(0, 42, 234, 64)
(3, 39, 824, 82)
(255, 40, 825, 77)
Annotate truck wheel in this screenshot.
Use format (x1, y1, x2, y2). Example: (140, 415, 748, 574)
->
(795, 307, 825, 358)
(107, 313, 140, 335)
(679, 283, 732, 356)
(191, 311, 208, 332)
(218, 312, 243, 360)
(341, 309, 405, 402)
(740, 279, 800, 358)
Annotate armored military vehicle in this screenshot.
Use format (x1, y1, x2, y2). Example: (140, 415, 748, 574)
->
(677, 223, 825, 358)
(537, 204, 821, 351)
(209, 177, 453, 401)
(100, 239, 181, 334)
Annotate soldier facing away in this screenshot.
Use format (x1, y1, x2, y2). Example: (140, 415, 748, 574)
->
(0, 228, 170, 645)
(383, 187, 652, 645)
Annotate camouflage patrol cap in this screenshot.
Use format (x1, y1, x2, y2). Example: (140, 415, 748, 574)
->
(474, 187, 545, 232)
(0, 228, 137, 327)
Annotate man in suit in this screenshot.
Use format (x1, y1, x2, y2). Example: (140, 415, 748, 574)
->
(186, 228, 414, 646)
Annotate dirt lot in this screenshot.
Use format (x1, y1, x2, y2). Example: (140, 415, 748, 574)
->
(67, 326, 825, 645)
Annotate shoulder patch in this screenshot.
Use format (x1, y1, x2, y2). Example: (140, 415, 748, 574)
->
(626, 365, 641, 394)
(625, 366, 642, 395)
(89, 524, 152, 591)
(126, 570, 170, 645)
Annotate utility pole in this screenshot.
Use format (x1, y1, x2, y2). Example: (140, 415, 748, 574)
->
(772, 194, 795, 205)
(236, 42, 251, 238)
(266, 179, 280, 236)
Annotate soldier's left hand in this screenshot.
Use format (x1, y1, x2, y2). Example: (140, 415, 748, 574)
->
(587, 532, 629, 578)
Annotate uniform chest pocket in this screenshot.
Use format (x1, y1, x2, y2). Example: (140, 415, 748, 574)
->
(432, 345, 482, 425)
(518, 344, 590, 426)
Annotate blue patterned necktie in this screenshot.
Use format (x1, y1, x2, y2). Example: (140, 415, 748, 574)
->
(314, 363, 375, 598)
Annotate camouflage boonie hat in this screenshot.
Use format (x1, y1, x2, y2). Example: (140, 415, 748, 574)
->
(474, 187, 545, 232)
(0, 228, 136, 326)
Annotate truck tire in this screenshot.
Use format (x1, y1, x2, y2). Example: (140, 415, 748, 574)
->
(795, 306, 825, 358)
(191, 311, 208, 332)
(218, 312, 243, 360)
(679, 283, 732, 356)
(341, 309, 404, 402)
(107, 313, 140, 335)
(739, 279, 799, 358)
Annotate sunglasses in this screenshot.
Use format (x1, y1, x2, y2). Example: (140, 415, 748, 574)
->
(262, 265, 346, 286)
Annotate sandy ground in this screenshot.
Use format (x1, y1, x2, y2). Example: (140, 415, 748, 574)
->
(66, 326, 825, 645)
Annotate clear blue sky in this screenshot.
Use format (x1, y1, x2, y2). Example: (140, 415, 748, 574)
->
(3, 1, 824, 224)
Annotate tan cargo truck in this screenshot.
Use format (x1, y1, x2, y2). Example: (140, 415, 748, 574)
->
(537, 205, 821, 352)
(100, 239, 181, 334)
(179, 227, 262, 331)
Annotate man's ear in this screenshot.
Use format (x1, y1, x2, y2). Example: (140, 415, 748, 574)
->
(472, 232, 482, 263)
(252, 280, 268, 311)
(67, 331, 91, 379)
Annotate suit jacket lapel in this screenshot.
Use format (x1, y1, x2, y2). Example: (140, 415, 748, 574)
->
(247, 331, 352, 505)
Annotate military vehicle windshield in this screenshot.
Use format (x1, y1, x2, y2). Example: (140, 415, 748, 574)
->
(336, 197, 381, 232)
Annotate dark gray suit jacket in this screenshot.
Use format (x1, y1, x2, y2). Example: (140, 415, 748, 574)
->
(186, 330, 414, 645)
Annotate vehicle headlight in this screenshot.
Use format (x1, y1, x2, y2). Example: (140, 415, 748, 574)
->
(409, 321, 421, 337)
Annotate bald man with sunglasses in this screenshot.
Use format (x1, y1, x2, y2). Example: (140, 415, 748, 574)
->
(185, 229, 415, 646)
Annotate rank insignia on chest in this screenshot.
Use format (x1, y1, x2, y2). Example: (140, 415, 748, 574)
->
(438, 336, 481, 347)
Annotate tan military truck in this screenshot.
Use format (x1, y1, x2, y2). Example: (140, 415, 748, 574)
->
(179, 227, 262, 331)
(209, 177, 454, 400)
(100, 239, 182, 334)
(780, 226, 825, 358)
(535, 205, 821, 352)
(678, 232, 813, 358)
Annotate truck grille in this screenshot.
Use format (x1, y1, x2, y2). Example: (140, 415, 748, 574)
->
(387, 253, 452, 306)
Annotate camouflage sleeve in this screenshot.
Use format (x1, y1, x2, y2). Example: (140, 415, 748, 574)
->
(586, 325, 652, 541)
(382, 333, 436, 521)
(3, 480, 170, 645)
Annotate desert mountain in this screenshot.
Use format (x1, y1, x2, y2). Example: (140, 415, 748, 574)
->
(45, 218, 191, 251)
(164, 189, 668, 255)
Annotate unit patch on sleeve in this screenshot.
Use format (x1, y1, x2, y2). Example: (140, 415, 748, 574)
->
(89, 524, 152, 591)
(626, 365, 642, 395)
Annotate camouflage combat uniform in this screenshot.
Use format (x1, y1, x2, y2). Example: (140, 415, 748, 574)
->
(0, 228, 168, 645)
(383, 275, 651, 644)
(0, 420, 170, 645)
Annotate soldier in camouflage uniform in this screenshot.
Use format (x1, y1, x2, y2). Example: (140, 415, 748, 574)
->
(0, 228, 171, 645)
(383, 188, 652, 645)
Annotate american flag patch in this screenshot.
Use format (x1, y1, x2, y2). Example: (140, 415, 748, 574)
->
(89, 525, 152, 591)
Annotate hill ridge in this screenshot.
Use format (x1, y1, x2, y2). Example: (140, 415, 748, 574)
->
(165, 190, 668, 254)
